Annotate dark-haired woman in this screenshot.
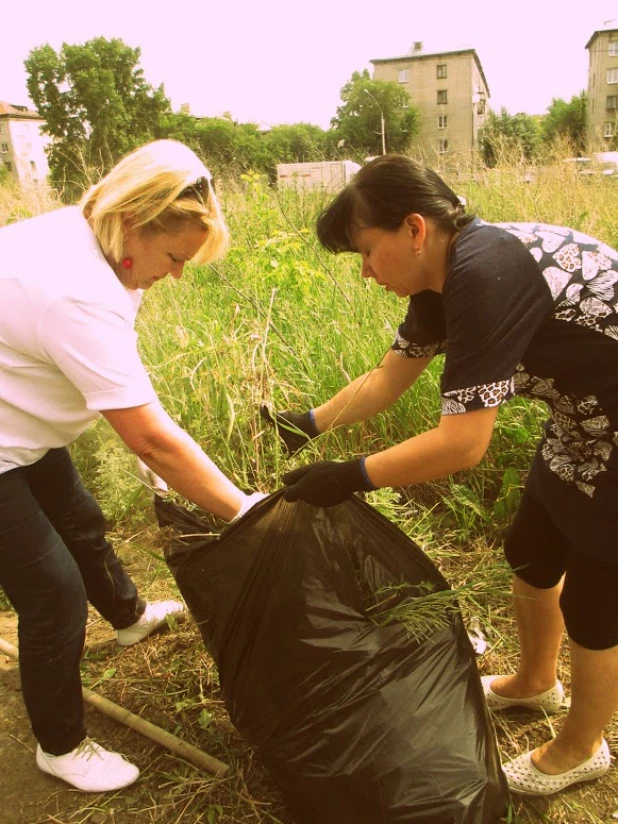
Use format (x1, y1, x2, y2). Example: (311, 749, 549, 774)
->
(262, 154, 618, 796)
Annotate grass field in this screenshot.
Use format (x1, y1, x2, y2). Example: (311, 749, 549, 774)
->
(2, 158, 618, 823)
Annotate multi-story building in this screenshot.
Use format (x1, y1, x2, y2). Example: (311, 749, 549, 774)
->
(586, 23, 618, 148)
(0, 101, 50, 186)
(370, 43, 490, 165)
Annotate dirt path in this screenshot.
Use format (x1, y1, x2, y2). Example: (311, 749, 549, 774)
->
(0, 613, 159, 824)
(3, 567, 618, 824)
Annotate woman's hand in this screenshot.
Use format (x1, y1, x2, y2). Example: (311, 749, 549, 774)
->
(135, 456, 169, 495)
(282, 459, 376, 507)
(260, 406, 319, 454)
(228, 491, 268, 523)
(103, 401, 252, 521)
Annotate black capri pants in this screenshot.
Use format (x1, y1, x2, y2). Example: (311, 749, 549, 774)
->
(504, 491, 618, 651)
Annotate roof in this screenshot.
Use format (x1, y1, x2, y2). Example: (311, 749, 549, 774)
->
(370, 48, 490, 97)
(585, 23, 618, 49)
(0, 101, 43, 120)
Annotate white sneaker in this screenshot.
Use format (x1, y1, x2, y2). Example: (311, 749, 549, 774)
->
(116, 600, 185, 647)
(36, 738, 139, 792)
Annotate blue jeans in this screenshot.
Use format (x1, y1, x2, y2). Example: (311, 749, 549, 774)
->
(0, 448, 145, 755)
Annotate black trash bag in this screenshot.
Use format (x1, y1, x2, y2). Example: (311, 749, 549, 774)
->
(157, 491, 508, 824)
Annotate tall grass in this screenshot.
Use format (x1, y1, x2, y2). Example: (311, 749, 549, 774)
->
(131, 165, 551, 543)
(3, 157, 618, 545)
(0, 176, 60, 225)
(3, 156, 618, 823)
(76, 157, 618, 547)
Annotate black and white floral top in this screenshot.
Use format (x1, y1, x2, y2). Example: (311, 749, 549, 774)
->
(392, 219, 618, 553)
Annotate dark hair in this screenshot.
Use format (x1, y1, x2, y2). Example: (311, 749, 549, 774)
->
(316, 154, 474, 254)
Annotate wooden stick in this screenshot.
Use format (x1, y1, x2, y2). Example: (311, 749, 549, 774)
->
(0, 637, 229, 777)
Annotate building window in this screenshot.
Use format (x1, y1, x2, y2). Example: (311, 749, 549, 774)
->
(438, 139, 449, 153)
(437, 64, 447, 79)
(607, 95, 618, 110)
(0, 123, 3, 134)
(604, 122, 616, 138)
(1, 143, 9, 153)
(609, 41, 618, 57)
(438, 115, 448, 129)
(30, 160, 36, 171)
(4, 162, 12, 172)
(437, 90, 448, 104)
(477, 97, 486, 115)
(398, 69, 408, 83)
(608, 68, 618, 84)
(592, 72, 596, 87)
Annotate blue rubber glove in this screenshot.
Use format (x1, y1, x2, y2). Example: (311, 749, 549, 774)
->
(282, 459, 376, 507)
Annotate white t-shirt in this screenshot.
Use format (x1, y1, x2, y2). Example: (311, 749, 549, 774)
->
(0, 207, 157, 473)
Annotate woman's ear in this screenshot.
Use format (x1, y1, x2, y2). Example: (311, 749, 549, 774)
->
(403, 213, 427, 243)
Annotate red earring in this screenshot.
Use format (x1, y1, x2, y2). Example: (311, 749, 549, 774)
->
(121, 257, 133, 270)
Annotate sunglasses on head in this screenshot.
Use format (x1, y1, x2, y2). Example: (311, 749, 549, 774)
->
(179, 175, 213, 205)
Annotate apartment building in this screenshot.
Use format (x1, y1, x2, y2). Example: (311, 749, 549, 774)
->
(586, 23, 618, 148)
(0, 101, 50, 186)
(371, 44, 490, 165)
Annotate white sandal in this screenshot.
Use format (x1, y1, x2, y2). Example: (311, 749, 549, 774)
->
(481, 675, 564, 713)
(503, 739, 611, 795)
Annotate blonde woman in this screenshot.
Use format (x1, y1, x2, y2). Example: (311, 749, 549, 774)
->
(0, 140, 263, 792)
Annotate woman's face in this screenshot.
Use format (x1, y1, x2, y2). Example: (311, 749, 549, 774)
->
(351, 218, 422, 298)
(118, 224, 208, 290)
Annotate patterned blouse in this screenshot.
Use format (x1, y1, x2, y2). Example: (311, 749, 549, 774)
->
(391, 218, 618, 549)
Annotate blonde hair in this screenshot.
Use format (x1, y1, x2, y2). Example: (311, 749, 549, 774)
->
(80, 139, 229, 265)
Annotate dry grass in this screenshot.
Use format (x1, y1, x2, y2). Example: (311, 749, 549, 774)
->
(0, 178, 60, 227)
(1, 504, 616, 823)
(430, 538, 618, 824)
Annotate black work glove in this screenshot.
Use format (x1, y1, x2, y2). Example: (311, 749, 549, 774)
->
(282, 459, 377, 507)
(260, 405, 320, 455)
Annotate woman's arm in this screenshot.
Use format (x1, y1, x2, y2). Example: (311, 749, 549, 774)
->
(313, 349, 432, 431)
(364, 405, 499, 488)
(102, 401, 246, 521)
(282, 405, 500, 507)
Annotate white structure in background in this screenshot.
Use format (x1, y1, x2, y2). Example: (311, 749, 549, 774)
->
(277, 160, 361, 191)
(564, 151, 618, 175)
(0, 101, 50, 186)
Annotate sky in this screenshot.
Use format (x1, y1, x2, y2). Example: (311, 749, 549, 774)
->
(2, 0, 617, 129)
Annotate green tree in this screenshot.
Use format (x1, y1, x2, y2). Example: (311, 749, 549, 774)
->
(331, 70, 420, 158)
(263, 123, 330, 164)
(159, 112, 202, 153)
(480, 108, 543, 166)
(542, 92, 587, 154)
(161, 112, 272, 177)
(25, 38, 170, 200)
(161, 115, 333, 181)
